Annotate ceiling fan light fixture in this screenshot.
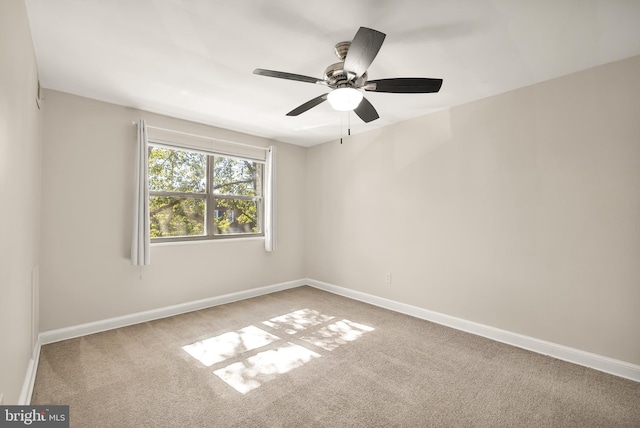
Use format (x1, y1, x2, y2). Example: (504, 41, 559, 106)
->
(327, 87, 363, 111)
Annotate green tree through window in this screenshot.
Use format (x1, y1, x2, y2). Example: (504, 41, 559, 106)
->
(148, 145, 263, 241)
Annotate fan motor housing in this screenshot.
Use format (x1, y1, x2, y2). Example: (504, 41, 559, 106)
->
(324, 62, 347, 85)
(324, 62, 367, 88)
(325, 41, 369, 88)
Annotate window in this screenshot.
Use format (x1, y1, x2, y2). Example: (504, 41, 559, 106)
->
(148, 144, 263, 242)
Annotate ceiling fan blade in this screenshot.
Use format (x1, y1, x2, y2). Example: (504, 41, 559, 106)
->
(354, 97, 379, 123)
(253, 68, 323, 85)
(286, 94, 329, 116)
(343, 27, 386, 79)
(365, 78, 443, 93)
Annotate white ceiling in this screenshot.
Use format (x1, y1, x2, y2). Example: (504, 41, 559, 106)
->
(25, 0, 640, 147)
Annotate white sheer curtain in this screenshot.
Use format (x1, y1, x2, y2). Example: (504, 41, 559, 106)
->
(131, 119, 150, 265)
(264, 146, 277, 252)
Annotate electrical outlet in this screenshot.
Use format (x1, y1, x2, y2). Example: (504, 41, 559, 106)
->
(385, 273, 392, 284)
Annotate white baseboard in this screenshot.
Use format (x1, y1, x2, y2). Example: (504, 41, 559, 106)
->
(39, 279, 305, 345)
(19, 336, 41, 405)
(306, 278, 640, 383)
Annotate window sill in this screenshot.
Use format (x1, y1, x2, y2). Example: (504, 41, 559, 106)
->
(151, 236, 265, 247)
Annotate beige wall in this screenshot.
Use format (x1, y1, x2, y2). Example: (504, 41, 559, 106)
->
(0, 0, 42, 404)
(38, 90, 307, 331)
(306, 56, 640, 365)
(7, 0, 638, 396)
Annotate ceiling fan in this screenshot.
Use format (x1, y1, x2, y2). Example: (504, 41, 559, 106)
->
(254, 26, 443, 123)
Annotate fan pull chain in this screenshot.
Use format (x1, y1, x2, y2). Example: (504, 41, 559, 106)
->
(340, 112, 352, 144)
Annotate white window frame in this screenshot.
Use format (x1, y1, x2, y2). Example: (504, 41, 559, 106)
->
(148, 139, 265, 243)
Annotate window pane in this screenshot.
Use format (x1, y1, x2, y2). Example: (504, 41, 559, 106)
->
(214, 199, 260, 235)
(149, 147, 206, 193)
(214, 157, 259, 196)
(150, 196, 205, 237)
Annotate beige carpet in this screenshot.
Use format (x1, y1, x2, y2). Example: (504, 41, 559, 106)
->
(32, 286, 640, 427)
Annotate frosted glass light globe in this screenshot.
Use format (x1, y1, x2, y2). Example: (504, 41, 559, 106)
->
(327, 87, 363, 111)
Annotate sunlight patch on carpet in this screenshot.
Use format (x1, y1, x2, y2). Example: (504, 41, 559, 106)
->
(262, 308, 334, 334)
(182, 308, 375, 394)
(182, 325, 280, 366)
(213, 343, 321, 394)
(300, 319, 375, 351)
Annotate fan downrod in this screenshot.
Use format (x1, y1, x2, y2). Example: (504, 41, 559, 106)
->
(334, 41, 351, 60)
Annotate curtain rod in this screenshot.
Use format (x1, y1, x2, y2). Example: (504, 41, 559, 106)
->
(135, 122, 270, 152)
